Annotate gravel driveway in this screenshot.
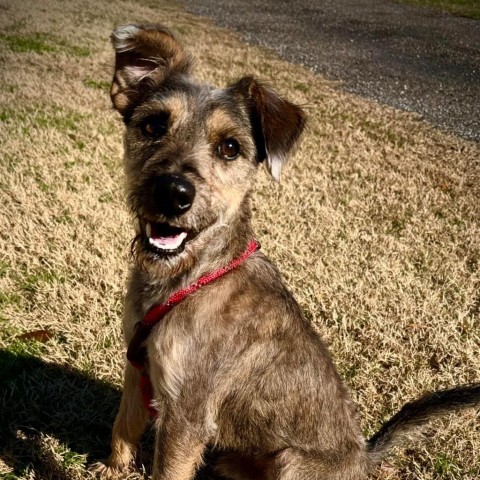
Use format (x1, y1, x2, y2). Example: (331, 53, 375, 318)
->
(180, 0, 480, 142)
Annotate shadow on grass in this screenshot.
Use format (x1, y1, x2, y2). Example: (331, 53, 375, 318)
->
(0, 349, 222, 479)
(0, 349, 123, 478)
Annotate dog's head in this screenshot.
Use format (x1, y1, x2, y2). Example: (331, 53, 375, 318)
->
(110, 24, 305, 277)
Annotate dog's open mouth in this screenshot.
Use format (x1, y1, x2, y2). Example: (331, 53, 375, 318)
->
(143, 221, 191, 256)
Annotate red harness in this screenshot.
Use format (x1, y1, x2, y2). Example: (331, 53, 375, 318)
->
(127, 239, 260, 417)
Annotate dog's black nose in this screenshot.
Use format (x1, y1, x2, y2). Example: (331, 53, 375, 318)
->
(153, 174, 196, 217)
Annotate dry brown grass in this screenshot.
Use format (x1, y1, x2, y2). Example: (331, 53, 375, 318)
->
(0, 0, 479, 478)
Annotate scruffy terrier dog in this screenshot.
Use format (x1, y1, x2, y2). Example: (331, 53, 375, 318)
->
(93, 24, 480, 480)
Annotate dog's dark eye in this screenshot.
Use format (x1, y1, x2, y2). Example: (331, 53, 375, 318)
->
(140, 114, 169, 138)
(218, 138, 240, 160)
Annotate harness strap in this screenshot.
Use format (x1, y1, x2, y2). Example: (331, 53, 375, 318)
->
(127, 239, 260, 417)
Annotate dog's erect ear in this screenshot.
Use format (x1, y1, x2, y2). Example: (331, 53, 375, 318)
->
(110, 24, 192, 116)
(231, 76, 306, 181)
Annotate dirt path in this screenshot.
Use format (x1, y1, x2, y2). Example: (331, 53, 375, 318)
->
(181, 0, 480, 142)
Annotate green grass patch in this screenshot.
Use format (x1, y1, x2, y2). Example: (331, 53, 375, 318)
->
(0, 33, 57, 54)
(0, 260, 10, 278)
(83, 78, 110, 91)
(54, 209, 73, 225)
(1, 472, 22, 480)
(75, 139, 86, 150)
(1, 340, 46, 373)
(34, 107, 87, 133)
(0, 292, 23, 309)
(0, 32, 90, 56)
(19, 267, 66, 298)
(433, 452, 462, 476)
(5, 85, 19, 93)
(98, 192, 114, 203)
(398, 0, 480, 20)
(294, 82, 310, 93)
(174, 25, 191, 35)
(34, 172, 50, 193)
(0, 110, 13, 122)
(0, 105, 89, 135)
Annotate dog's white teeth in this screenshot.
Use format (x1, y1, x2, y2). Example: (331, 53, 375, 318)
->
(149, 238, 162, 249)
(145, 222, 152, 239)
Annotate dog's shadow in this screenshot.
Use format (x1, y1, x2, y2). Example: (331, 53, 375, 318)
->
(0, 349, 221, 479)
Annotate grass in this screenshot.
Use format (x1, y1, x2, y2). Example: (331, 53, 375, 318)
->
(398, 0, 480, 19)
(0, 32, 57, 54)
(83, 78, 110, 91)
(0, 32, 90, 56)
(0, 0, 479, 478)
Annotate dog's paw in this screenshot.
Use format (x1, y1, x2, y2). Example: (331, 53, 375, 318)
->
(88, 461, 127, 479)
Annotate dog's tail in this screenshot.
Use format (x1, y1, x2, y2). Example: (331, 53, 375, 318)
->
(366, 384, 480, 465)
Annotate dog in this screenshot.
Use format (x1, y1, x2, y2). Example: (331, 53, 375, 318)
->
(91, 24, 480, 480)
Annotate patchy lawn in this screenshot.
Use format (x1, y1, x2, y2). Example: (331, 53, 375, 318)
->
(0, 0, 479, 478)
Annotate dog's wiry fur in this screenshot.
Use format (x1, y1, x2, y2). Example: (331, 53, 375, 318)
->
(92, 24, 480, 480)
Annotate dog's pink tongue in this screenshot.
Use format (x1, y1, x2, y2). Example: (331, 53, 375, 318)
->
(146, 223, 187, 250)
(154, 232, 187, 248)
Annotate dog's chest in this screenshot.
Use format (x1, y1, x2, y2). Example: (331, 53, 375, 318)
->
(146, 321, 190, 401)
(144, 296, 222, 402)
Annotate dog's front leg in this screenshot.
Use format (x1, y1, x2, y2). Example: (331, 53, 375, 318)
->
(91, 362, 149, 477)
(110, 362, 149, 469)
(152, 410, 206, 480)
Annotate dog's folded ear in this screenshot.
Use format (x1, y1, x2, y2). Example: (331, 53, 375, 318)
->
(231, 76, 306, 181)
(110, 24, 192, 117)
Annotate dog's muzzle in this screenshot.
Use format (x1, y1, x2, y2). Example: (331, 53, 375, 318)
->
(139, 174, 197, 256)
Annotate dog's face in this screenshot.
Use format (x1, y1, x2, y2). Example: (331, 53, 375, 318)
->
(110, 25, 305, 276)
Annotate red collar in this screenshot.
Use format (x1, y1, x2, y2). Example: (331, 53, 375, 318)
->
(127, 239, 260, 380)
